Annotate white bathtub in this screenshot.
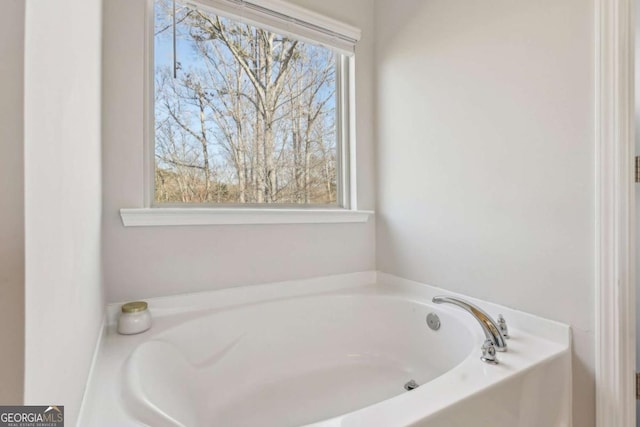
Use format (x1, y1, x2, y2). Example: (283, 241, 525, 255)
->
(79, 272, 571, 427)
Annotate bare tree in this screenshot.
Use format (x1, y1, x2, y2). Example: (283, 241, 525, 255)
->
(153, 0, 338, 204)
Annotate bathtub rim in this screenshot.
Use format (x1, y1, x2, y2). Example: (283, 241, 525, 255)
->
(105, 271, 570, 347)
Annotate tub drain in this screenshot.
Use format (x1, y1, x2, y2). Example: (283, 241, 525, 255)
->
(404, 379, 419, 391)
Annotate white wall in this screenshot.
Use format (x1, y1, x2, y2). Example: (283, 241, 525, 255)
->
(374, 1, 595, 426)
(23, 0, 104, 424)
(102, 0, 376, 303)
(635, 0, 640, 421)
(0, 0, 25, 405)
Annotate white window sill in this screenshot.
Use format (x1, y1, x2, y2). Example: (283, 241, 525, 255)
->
(119, 208, 374, 227)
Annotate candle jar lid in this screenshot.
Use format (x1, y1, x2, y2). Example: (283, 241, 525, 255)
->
(121, 301, 148, 313)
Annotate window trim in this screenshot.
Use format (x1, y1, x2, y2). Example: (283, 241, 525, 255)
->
(337, 53, 350, 209)
(120, 207, 373, 227)
(184, 0, 361, 55)
(143, 0, 155, 209)
(143, 0, 358, 210)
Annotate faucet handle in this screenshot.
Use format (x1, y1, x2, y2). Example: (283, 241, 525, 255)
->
(481, 339, 499, 364)
(497, 314, 510, 339)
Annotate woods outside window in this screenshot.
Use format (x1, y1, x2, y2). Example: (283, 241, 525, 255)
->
(150, 0, 358, 208)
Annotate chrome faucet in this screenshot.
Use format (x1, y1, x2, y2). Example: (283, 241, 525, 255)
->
(432, 296, 507, 364)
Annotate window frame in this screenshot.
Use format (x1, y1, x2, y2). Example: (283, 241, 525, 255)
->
(143, 0, 354, 210)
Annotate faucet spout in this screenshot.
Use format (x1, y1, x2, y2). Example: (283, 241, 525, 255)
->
(432, 296, 507, 352)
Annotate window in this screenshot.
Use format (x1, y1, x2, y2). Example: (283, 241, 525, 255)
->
(151, 0, 357, 207)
